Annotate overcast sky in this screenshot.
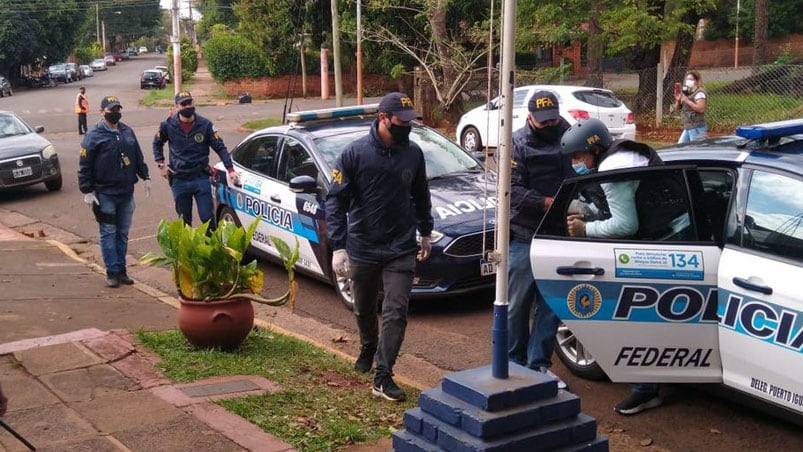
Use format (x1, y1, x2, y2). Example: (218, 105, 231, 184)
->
(159, 0, 200, 20)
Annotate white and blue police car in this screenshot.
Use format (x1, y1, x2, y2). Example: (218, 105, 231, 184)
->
(531, 119, 803, 421)
(212, 105, 497, 309)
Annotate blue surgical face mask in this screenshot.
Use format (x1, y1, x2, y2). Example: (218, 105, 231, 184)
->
(572, 161, 592, 175)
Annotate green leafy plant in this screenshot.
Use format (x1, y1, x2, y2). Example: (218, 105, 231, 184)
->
(141, 218, 299, 310)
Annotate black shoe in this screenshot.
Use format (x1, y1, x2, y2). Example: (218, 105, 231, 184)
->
(372, 375, 405, 402)
(105, 274, 120, 288)
(354, 345, 376, 373)
(614, 391, 662, 415)
(118, 273, 134, 285)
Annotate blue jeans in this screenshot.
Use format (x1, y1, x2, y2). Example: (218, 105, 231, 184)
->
(97, 193, 135, 275)
(171, 175, 214, 227)
(507, 240, 560, 369)
(677, 126, 708, 143)
(350, 254, 416, 379)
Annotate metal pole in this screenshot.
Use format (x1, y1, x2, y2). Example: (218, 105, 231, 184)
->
(171, 0, 182, 94)
(96, 3, 100, 45)
(735, 0, 740, 68)
(330, 0, 343, 106)
(356, 0, 363, 105)
(491, 0, 516, 380)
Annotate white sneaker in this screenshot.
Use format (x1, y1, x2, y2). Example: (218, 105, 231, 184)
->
(540, 367, 569, 391)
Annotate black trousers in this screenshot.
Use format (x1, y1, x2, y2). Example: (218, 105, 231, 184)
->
(78, 113, 87, 134)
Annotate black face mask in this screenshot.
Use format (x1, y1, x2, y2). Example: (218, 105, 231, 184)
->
(179, 107, 195, 118)
(530, 120, 561, 143)
(104, 112, 122, 125)
(389, 123, 412, 144)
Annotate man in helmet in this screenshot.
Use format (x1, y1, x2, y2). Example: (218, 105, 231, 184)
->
(560, 118, 664, 415)
(507, 91, 574, 390)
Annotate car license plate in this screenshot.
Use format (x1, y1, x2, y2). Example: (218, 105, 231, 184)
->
(12, 167, 32, 178)
(480, 259, 497, 276)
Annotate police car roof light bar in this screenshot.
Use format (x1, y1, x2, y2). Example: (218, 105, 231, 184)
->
(735, 118, 803, 140)
(287, 104, 380, 124)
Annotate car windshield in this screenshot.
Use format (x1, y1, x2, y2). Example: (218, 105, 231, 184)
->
(313, 124, 482, 179)
(0, 114, 33, 138)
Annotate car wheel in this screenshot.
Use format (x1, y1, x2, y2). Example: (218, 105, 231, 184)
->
(44, 174, 63, 192)
(554, 322, 607, 380)
(218, 206, 242, 228)
(460, 126, 482, 153)
(332, 270, 355, 311)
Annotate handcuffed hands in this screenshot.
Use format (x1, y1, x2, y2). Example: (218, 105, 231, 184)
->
(83, 193, 99, 207)
(568, 199, 592, 218)
(417, 236, 432, 261)
(144, 179, 152, 197)
(566, 214, 587, 237)
(332, 249, 349, 277)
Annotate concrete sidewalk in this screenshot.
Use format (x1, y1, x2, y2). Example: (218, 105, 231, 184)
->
(0, 225, 297, 452)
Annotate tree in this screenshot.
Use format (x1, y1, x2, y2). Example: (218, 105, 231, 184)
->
(752, 0, 768, 67)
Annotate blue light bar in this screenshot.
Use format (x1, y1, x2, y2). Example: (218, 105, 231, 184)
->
(287, 104, 379, 123)
(735, 118, 803, 140)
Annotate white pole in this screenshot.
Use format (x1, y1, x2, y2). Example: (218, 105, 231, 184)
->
(330, 0, 343, 106)
(171, 0, 182, 94)
(356, 0, 363, 105)
(735, 0, 740, 68)
(491, 0, 516, 379)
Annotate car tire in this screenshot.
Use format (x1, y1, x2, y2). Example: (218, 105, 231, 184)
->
(554, 322, 607, 380)
(218, 206, 242, 228)
(44, 174, 63, 192)
(460, 126, 482, 154)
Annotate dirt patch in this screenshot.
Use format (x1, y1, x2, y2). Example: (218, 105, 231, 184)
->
(315, 370, 366, 390)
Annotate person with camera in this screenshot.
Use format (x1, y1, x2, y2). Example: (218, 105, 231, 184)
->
(675, 70, 708, 143)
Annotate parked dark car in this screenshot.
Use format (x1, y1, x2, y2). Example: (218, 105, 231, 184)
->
(0, 76, 12, 97)
(0, 110, 62, 191)
(66, 63, 82, 80)
(48, 64, 73, 83)
(140, 70, 165, 89)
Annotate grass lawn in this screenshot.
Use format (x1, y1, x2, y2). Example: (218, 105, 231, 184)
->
(138, 327, 418, 451)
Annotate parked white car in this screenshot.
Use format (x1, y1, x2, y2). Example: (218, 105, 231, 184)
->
(154, 65, 170, 82)
(139, 46, 148, 54)
(456, 85, 636, 154)
(90, 59, 107, 71)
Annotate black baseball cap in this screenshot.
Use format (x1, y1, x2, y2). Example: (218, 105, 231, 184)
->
(100, 95, 122, 110)
(175, 91, 193, 104)
(528, 91, 560, 122)
(378, 92, 421, 122)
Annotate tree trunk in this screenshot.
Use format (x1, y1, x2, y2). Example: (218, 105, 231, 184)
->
(585, 13, 603, 88)
(666, 11, 699, 108)
(753, 0, 768, 68)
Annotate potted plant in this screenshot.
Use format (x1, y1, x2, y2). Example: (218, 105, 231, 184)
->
(141, 217, 299, 350)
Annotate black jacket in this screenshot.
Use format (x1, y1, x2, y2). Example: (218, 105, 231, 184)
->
(509, 119, 573, 242)
(152, 113, 233, 178)
(78, 121, 149, 196)
(325, 120, 434, 264)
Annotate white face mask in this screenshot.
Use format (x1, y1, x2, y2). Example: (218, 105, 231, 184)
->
(684, 79, 696, 89)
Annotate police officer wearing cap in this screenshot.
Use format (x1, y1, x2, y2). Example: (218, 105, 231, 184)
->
(508, 90, 573, 389)
(152, 91, 240, 227)
(325, 92, 434, 402)
(78, 95, 151, 288)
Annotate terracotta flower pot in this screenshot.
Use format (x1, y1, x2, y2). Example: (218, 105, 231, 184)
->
(178, 297, 255, 351)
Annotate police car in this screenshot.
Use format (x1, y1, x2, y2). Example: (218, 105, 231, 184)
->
(531, 119, 803, 420)
(212, 105, 497, 309)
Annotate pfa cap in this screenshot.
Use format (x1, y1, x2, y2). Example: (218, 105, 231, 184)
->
(378, 92, 421, 122)
(100, 95, 122, 110)
(528, 90, 560, 123)
(175, 91, 193, 104)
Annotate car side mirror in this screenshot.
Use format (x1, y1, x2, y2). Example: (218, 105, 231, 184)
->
(289, 175, 319, 194)
(35, 126, 44, 133)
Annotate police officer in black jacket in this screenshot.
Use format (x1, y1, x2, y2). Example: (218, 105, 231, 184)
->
(152, 91, 240, 227)
(78, 95, 151, 288)
(325, 92, 434, 402)
(508, 91, 574, 389)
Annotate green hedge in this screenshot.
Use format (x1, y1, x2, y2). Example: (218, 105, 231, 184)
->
(204, 35, 268, 82)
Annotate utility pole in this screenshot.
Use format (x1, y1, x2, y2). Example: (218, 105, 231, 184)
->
(187, 0, 196, 46)
(330, 0, 343, 106)
(96, 3, 100, 45)
(356, 0, 363, 104)
(171, 0, 182, 93)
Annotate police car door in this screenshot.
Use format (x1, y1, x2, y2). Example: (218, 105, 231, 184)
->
(274, 137, 327, 276)
(531, 166, 723, 383)
(717, 167, 803, 415)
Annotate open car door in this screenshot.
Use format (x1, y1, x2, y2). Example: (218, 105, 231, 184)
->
(531, 165, 724, 383)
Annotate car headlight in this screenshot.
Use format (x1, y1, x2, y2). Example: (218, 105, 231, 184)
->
(42, 144, 57, 159)
(417, 230, 444, 244)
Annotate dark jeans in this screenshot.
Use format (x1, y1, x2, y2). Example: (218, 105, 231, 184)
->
(78, 113, 87, 134)
(97, 193, 135, 275)
(350, 254, 416, 379)
(170, 175, 214, 227)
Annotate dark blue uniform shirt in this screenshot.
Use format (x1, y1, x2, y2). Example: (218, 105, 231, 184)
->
(325, 119, 434, 264)
(152, 113, 233, 178)
(78, 121, 149, 196)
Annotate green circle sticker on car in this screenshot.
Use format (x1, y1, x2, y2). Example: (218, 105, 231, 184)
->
(618, 253, 630, 264)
